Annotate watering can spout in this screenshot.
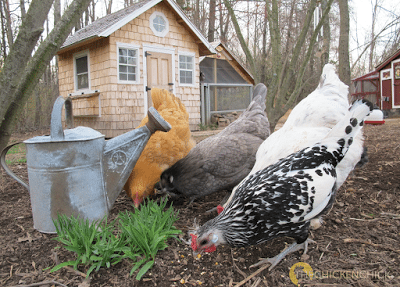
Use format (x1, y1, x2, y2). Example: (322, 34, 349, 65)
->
(103, 107, 171, 208)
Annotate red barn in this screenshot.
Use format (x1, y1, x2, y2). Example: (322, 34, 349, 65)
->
(351, 48, 400, 116)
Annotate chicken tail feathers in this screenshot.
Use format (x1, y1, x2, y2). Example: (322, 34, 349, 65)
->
(323, 99, 373, 156)
(318, 64, 348, 97)
(250, 83, 267, 111)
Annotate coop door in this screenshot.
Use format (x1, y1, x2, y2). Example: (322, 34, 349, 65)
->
(381, 69, 392, 110)
(393, 61, 400, 107)
(145, 51, 173, 108)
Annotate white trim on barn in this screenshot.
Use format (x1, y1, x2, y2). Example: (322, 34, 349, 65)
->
(142, 44, 176, 113)
(178, 51, 196, 87)
(392, 58, 400, 108)
(380, 68, 391, 109)
(116, 42, 141, 85)
(149, 11, 169, 37)
(73, 49, 91, 93)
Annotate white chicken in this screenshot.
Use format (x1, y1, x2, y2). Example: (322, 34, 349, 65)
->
(222, 64, 364, 214)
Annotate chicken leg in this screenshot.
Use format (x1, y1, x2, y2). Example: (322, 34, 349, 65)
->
(250, 238, 316, 271)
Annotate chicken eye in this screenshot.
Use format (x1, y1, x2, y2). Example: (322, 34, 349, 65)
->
(199, 239, 208, 246)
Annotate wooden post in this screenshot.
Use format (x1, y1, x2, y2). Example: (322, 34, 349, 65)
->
(214, 58, 218, 111)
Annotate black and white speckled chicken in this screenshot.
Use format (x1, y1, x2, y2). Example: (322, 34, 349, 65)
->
(191, 99, 373, 270)
(222, 64, 365, 216)
(157, 84, 270, 203)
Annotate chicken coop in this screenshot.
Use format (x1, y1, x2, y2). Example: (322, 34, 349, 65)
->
(351, 47, 400, 117)
(199, 42, 255, 125)
(57, 0, 216, 137)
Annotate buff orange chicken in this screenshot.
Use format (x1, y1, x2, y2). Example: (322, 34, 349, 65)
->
(124, 88, 195, 207)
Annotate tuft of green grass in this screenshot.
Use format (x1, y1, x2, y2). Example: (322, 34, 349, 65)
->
(51, 215, 125, 276)
(51, 198, 181, 280)
(198, 123, 218, 131)
(118, 198, 182, 279)
(5, 143, 26, 165)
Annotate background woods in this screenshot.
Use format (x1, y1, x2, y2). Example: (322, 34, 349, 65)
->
(0, 0, 399, 148)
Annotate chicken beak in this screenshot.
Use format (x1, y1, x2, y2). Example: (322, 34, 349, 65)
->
(133, 193, 142, 208)
(192, 247, 203, 258)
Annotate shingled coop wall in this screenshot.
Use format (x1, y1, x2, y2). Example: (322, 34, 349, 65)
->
(57, 1, 202, 138)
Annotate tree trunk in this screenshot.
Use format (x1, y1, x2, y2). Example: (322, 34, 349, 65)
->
(54, 0, 61, 97)
(20, 0, 26, 20)
(0, 0, 93, 152)
(4, 0, 13, 47)
(208, 0, 216, 42)
(369, 0, 378, 71)
(266, 0, 334, 130)
(105, 0, 112, 14)
(193, 0, 199, 27)
(320, 0, 331, 68)
(0, 1, 7, 57)
(338, 0, 351, 87)
(259, 3, 268, 83)
(223, 0, 255, 74)
(90, 0, 96, 22)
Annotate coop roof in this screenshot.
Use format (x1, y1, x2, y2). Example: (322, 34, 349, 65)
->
(210, 41, 254, 83)
(375, 47, 400, 71)
(58, 0, 215, 56)
(352, 70, 379, 82)
(199, 41, 254, 85)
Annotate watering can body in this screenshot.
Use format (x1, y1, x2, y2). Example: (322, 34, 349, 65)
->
(1, 96, 171, 233)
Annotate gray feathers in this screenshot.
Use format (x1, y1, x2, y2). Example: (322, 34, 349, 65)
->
(159, 83, 270, 202)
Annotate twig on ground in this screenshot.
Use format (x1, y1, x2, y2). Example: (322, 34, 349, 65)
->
(250, 277, 262, 287)
(8, 280, 68, 287)
(343, 238, 400, 253)
(381, 212, 400, 219)
(233, 264, 270, 287)
(64, 266, 87, 278)
(231, 249, 247, 279)
(348, 217, 380, 222)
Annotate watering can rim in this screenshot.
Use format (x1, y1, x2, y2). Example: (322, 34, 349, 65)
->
(23, 126, 105, 144)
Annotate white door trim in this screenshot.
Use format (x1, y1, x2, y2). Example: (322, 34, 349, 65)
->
(392, 58, 400, 108)
(142, 45, 175, 114)
(380, 68, 392, 108)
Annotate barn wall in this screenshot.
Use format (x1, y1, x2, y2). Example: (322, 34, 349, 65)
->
(58, 1, 202, 138)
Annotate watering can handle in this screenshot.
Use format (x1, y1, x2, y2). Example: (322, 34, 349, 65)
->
(50, 96, 74, 141)
(0, 142, 29, 190)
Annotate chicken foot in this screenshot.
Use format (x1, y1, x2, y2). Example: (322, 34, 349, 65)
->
(250, 238, 316, 271)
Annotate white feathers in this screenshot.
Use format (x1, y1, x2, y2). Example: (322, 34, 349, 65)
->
(249, 64, 364, 188)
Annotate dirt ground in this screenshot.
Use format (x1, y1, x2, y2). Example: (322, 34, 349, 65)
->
(1, 119, 399, 287)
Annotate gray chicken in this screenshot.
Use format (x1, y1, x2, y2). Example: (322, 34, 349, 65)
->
(158, 84, 270, 202)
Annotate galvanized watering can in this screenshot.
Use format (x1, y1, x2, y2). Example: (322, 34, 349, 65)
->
(1, 96, 171, 233)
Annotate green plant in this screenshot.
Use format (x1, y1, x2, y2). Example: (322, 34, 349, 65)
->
(51, 214, 125, 276)
(118, 198, 182, 280)
(5, 143, 27, 165)
(198, 123, 218, 131)
(198, 123, 207, 131)
(51, 198, 181, 280)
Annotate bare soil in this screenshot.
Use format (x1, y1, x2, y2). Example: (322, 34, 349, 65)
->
(1, 119, 399, 287)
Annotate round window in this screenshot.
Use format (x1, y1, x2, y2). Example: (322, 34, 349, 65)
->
(153, 15, 166, 32)
(150, 12, 169, 37)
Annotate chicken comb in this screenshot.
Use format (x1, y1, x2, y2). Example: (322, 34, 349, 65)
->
(217, 205, 224, 214)
(190, 234, 216, 252)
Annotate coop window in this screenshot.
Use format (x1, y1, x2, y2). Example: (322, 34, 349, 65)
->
(74, 51, 90, 91)
(179, 53, 195, 86)
(150, 12, 169, 37)
(118, 45, 139, 83)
